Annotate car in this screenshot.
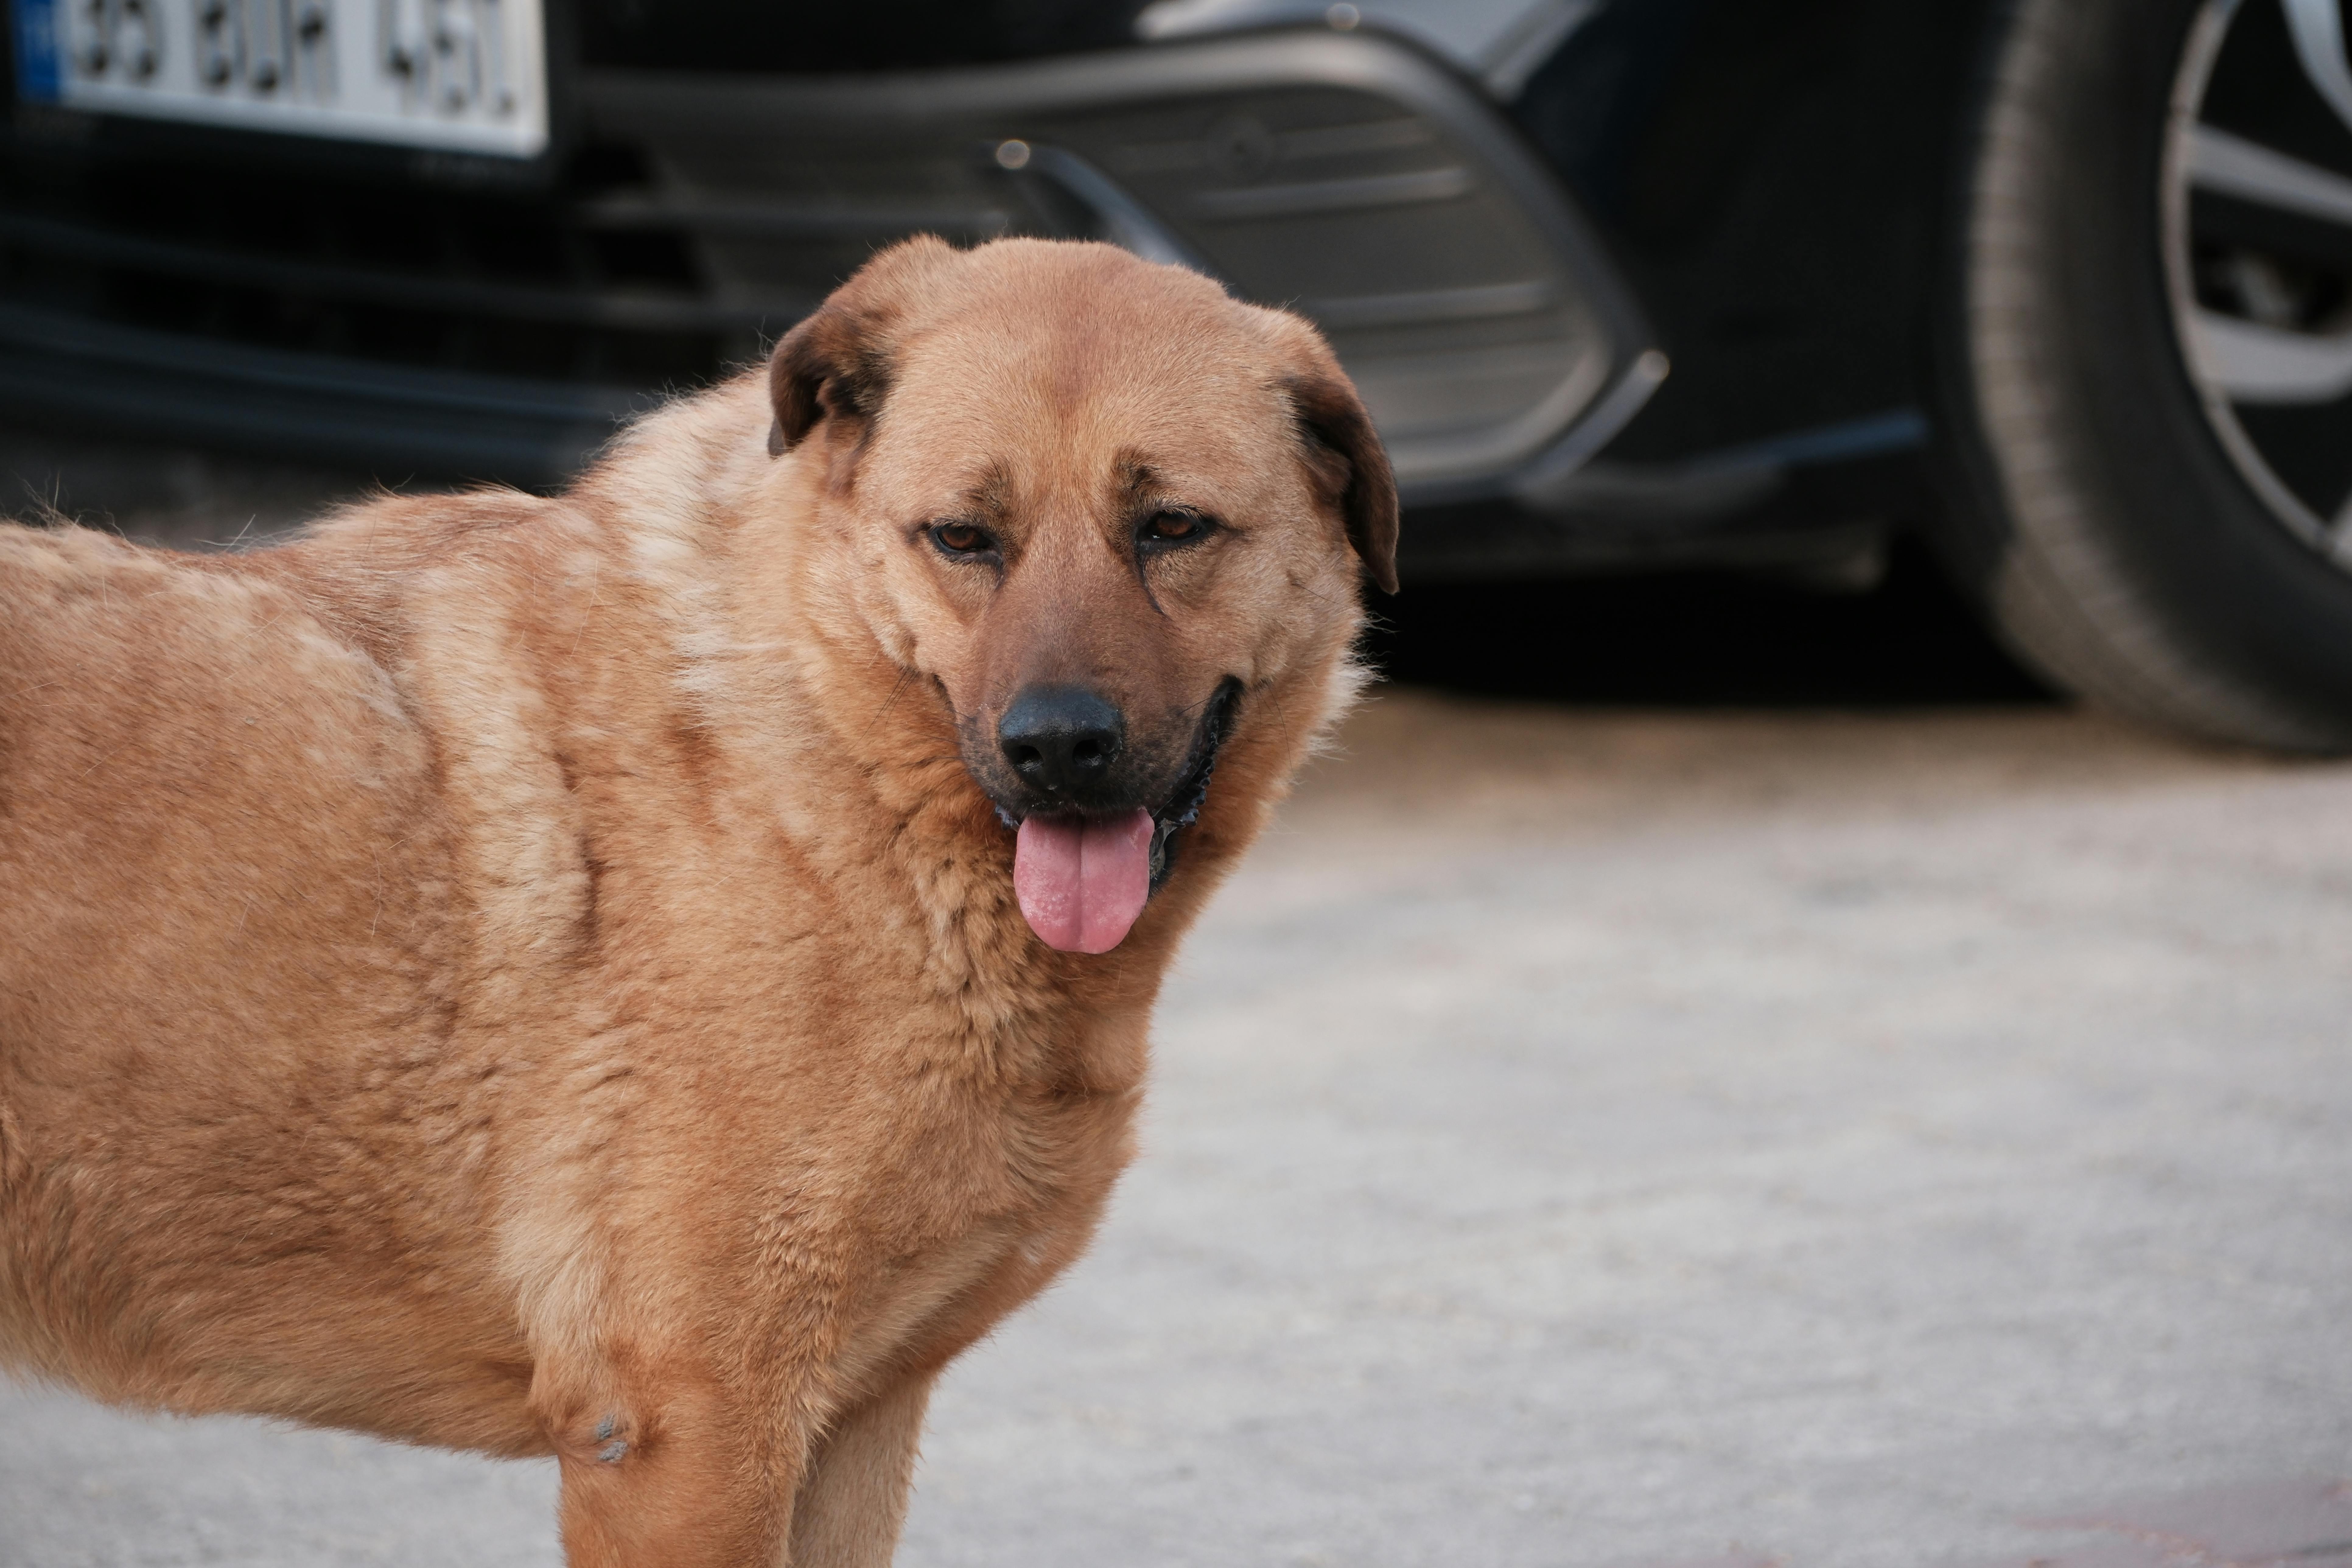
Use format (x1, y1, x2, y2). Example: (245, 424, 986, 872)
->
(2, 0, 2349, 747)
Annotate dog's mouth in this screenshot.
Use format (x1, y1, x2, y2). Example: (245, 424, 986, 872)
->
(1008, 678, 1240, 956)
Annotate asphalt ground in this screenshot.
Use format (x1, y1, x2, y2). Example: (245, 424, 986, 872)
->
(3, 467, 2348, 1566)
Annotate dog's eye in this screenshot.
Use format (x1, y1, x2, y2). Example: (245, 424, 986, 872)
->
(930, 522, 995, 557)
(1139, 511, 1211, 547)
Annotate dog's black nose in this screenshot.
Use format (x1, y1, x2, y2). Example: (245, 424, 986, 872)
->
(999, 687, 1125, 799)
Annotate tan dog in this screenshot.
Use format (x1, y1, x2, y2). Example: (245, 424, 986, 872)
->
(0, 237, 1395, 1566)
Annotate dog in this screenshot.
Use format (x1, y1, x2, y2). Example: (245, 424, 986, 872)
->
(0, 236, 1397, 1566)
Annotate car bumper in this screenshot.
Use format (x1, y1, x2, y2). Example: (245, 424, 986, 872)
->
(0, 27, 1657, 505)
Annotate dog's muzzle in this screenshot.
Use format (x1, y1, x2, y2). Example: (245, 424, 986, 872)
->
(984, 677, 1241, 954)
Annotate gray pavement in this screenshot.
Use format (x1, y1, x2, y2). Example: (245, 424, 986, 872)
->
(5, 692, 2351, 1567)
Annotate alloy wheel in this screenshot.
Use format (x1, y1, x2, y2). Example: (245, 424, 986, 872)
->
(2167, 0, 2352, 569)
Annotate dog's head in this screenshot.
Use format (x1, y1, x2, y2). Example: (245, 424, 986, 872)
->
(767, 236, 1396, 954)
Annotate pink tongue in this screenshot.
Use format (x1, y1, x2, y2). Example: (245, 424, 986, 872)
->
(1013, 809, 1155, 954)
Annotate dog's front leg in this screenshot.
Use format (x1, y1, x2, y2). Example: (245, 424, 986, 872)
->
(549, 1370, 807, 1568)
(784, 1375, 934, 1567)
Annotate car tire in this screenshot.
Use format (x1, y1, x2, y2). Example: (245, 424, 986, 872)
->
(1932, 0, 2352, 751)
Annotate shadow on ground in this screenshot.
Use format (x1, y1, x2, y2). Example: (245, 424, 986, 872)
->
(1367, 537, 2056, 708)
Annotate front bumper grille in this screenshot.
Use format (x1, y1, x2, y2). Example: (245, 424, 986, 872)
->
(0, 133, 716, 478)
(0, 27, 1651, 497)
(590, 27, 1654, 498)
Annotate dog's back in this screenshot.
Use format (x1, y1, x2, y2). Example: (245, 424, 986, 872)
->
(0, 518, 551, 1449)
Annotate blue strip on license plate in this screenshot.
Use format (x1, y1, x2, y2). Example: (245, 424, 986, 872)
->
(12, 0, 63, 103)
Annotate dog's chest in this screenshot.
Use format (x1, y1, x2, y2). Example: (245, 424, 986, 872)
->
(813, 1071, 1139, 1393)
(615, 831, 1154, 1381)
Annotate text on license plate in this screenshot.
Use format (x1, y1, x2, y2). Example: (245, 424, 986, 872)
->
(9, 0, 548, 158)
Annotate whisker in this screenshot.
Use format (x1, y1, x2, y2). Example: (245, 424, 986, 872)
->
(860, 667, 914, 742)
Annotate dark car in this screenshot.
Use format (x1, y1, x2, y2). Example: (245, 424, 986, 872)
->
(2, 0, 2348, 746)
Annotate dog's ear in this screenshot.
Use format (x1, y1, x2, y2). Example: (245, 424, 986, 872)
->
(1285, 366, 1401, 595)
(768, 305, 881, 455)
(768, 235, 960, 457)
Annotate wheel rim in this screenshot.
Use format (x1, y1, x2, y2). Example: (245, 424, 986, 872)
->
(2165, 0, 2352, 571)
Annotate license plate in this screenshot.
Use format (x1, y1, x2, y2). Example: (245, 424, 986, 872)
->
(9, 0, 548, 158)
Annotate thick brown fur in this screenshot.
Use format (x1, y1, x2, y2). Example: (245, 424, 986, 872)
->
(0, 238, 1395, 1566)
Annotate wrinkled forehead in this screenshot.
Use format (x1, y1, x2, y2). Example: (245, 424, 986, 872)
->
(865, 297, 1299, 515)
